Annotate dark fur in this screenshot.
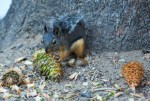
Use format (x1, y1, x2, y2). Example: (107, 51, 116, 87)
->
(42, 14, 87, 64)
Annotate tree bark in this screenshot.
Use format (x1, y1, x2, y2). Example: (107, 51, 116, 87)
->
(0, 0, 149, 52)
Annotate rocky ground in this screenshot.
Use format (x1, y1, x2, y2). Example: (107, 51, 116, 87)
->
(0, 33, 150, 101)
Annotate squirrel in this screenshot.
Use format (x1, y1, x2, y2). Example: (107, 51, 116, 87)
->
(42, 14, 87, 65)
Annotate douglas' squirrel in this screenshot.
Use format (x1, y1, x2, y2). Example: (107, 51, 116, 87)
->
(42, 14, 87, 65)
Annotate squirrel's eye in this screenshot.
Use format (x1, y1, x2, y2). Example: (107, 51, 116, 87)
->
(52, 39, 56, 45)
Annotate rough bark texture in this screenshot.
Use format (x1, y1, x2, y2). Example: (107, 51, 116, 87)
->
(0, 0, 149, 52)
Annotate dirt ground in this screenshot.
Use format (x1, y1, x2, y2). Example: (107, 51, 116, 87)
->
(0, 33, 149, 101)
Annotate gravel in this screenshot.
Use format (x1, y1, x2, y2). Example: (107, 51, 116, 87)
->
(0, 33, 149, 101)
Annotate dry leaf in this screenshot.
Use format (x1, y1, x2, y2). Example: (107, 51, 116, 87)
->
(82, 82, 89, 86)
(0, 87, 7, 93)
(146, 99, 150, 101)
(23, 77, 31, 84)
(20, 65, 26, 71)
(27, 90, 37, 97)
(65, 84, 73, 88)
(96, 94, 103, 100)
(146, 81, 150, 85)
(11, 85, 21, 94)
(53, 92, 59, 98)
(14, 57, 26, 63)
(0, 82, 3, 87)
(101, 79, 109, 82)
(69, 72, 79, 80)
(39, 83, 46, 90)
(92, 82, 101, 87)
(114, 84, 122, 90)
(130, 93, 143, 98)
(35, 95, 42, 101)
(2, 93, 13, 100)
(27, 83, 34, 88)
(65, 93, 76, 99)
(26, 90, 30, 98)
(129, 97, 134, 101)
(114, 92, 123, 97)
(43, 93, 50, 101)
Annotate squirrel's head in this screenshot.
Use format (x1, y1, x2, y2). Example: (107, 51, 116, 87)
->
(42, 25, 60, 53)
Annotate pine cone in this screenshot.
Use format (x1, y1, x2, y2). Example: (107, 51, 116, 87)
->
(2, 67, 23, 87)
(121, 61, 144, 90)
(32, 49, 62, 81)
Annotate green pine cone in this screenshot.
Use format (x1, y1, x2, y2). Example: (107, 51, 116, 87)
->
(32, 49, 62, 81)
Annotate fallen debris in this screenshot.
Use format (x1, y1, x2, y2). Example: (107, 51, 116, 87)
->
(2, 67, 24, 87)
(14, 57, 26, 63)
(69, 72, 79, 80)
(121, 61, 144, 92)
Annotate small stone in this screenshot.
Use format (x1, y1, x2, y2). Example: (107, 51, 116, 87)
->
(62, 89, 69, 93)
(82, 69, 86, 72)
(118, 59, 125, 62)
(67, 59, 75, 67)
(80, 76, 87, 82)
(73, 89, 81, 93)
(103, 84, 108, 87)
(91, 67, 95, 70)
(78, 97, 90, 101)
(24, 61, 33, 65)
(35, 96, 42, 101)
(75, 59, 82, 66)
(115, 52, 118, 55)
(61, 61, 66, 67)
(84, 56, 90, 61)
(0, 64, 4, 67)
(28, 90, 37, 97)
(82, 82, 89, 86)
(80, 90, 92, 98)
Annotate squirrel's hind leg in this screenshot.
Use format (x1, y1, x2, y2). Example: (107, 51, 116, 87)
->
(71, 38, 87, 65)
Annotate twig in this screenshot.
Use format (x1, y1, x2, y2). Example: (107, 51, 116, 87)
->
(92, 88, 117, 92)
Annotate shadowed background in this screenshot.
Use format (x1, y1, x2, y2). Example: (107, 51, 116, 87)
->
(0, 0, 149, 52)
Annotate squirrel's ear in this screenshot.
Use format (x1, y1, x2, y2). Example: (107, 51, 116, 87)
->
(44, 25, 48, 32)
(53, 27, 59, 37)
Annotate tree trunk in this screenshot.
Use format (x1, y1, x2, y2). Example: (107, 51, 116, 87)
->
(0, 0, 149, 52)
